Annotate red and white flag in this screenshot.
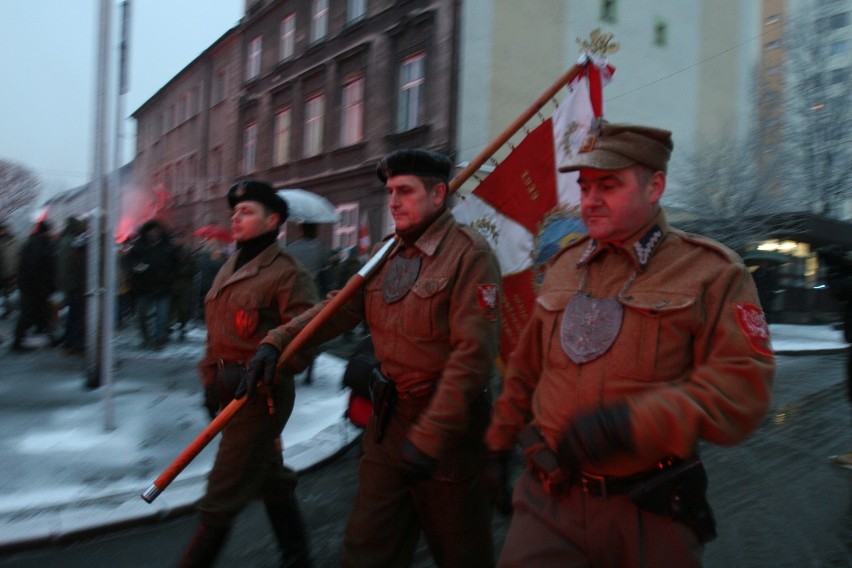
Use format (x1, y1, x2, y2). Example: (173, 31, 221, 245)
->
(452, 58, 614, 358)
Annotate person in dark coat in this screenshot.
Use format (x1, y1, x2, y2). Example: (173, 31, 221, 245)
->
(124, 219, 179, 349)
(56, 217, 88, 355)
(169, 231, 198, 340)
(819, 245, 852, 468)
(11, 220, 57, 351)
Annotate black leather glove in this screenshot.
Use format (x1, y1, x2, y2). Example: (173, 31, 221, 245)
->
(399, 440, 437, 483)
(203, 386, 219, 420)
(485, 450, 513, 516)
(557, 401, 634, 469)
(237, 344, 280, 401)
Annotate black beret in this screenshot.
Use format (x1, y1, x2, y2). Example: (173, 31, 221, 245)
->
(227, 179, 289, 222)
(376, 149, 452, 184)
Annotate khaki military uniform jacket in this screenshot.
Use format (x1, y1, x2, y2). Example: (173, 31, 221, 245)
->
(199, 243, 318, 387)
(264, 209, 501, 459)
(486, 209, 775, 477)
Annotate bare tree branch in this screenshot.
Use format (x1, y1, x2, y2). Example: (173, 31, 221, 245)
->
(0, 159, 41, 224)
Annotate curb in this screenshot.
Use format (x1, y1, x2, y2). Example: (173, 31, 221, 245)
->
(0, 429, 363, 557)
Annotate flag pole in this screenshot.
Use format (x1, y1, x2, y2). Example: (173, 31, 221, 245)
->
(142, 63, 585, 503)
(449, 63, 585, 193)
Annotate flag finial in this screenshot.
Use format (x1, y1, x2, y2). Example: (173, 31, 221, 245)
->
(576, 29, 619, 57)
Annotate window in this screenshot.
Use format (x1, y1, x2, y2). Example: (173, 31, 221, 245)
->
(190, 84, 200, 116)
(213, 69, 226, 105)
(347, 0, 367, 24)
(765, 14, 781, 25)
(210, 147, 223, 182)
(280, 14, 296, 61)
(334, 203, 359, 250)
(311, 0, 329, 43)
(273, 107, 292, 165)
(188, 154, 198, 190)
(830, 39, 848, 56)
(397, 53, 425, 131)
(304, 93, 325, 157)
(177, 94, 187, 124)
(340, 77, 365, 146)
(600, 0, 617, 23)
(653, 20, 668, 46)
(243, 122, 258, 173)
(247, 35, 262, 80)
(831, 67, 849, 85)
(764, 40, 781, 51)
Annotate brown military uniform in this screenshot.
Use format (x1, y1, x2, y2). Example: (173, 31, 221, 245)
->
(487, 209, 775, 567)
(263, 209, 502, 567)
(197, 243, 318, 526)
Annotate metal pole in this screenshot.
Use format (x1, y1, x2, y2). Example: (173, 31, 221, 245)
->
(86, 0, 112, 390)
(101, 0, 131, 431)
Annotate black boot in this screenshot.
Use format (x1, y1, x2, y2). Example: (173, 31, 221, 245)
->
(178, 523, 231, 568)
(265, 499, 312, 568)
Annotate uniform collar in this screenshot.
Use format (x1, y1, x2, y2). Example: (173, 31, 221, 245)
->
(577, 209, 669, 271)
(407, 208, 454, 257)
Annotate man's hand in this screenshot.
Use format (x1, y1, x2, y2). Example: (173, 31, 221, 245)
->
(485, 450, 513, 515)
(399, 440, 437, 483)
(558, 401, 634, 468)
(237, 344, 281, 400)
(203, 386, 219, 420)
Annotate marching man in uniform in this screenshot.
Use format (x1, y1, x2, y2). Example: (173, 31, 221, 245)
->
(485, 122, 776, 567)
(246, 149, 502, 567)
(180, 179, 317, 567)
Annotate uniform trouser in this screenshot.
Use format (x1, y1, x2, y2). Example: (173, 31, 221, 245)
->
(197, 378, 298, 527)
(498, 469, 703, 568)
(342, 393, 494, 568)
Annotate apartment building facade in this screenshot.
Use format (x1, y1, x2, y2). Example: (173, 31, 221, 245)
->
(132, 0, 460, 249)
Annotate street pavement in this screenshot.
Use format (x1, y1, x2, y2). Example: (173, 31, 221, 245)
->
(0, 315, 848, 561)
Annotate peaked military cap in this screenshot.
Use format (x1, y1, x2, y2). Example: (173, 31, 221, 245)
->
(227, 179, 289, 222)
(558, 122, 674, 173)
(376, 149, 453, 184)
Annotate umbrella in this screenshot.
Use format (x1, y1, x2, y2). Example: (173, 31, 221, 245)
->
(193, 225, 233, 242)
(277, 189, 341, 224)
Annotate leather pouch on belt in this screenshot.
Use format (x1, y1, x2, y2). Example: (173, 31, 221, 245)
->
(628, 457, 718, 543)
(215, 360, 249, 407)
(369, 368, 396, 443)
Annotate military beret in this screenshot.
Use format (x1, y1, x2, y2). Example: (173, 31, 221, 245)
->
(558, 122, 674, 173)
(376, 149, 453, 184)
(227, 179, 289, 222)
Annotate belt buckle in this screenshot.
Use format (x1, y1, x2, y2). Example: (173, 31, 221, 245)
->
(582, 472, 607, 499)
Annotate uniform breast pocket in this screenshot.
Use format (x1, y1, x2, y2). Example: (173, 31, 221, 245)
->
(614, 292, 696, 381)
(404, 277, 450, 338)
(537, 288, 575, 370)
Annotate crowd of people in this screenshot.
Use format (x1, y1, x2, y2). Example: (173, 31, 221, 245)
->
(0, 215, 231, 355)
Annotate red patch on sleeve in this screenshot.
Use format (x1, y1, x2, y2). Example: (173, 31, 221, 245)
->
(476, 284, 499, 322)
(734, 303, 773, 357)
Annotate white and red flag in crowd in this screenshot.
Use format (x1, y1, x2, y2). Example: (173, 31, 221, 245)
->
(452, 55, 614, 359)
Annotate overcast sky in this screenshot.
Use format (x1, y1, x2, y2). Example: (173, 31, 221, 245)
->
(0, 0, 242, 197)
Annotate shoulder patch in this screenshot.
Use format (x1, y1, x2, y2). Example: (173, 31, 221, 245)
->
(734, 303, 773, 357)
